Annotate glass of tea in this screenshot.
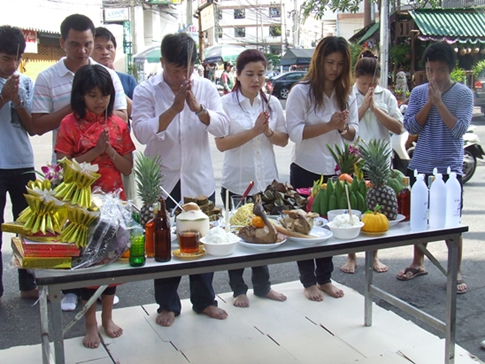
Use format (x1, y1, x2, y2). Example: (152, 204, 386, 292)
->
(178, 230, 200, 256)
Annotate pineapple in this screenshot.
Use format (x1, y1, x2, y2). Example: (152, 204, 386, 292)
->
(134, 152, 163, 227)
(359, 140, 398, 220)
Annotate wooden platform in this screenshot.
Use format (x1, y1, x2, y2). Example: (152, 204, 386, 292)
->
(0, 281, 479, 364)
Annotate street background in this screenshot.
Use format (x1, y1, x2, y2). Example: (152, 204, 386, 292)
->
(1, 101, 485, 362)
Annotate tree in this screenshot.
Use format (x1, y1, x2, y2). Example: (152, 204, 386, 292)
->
(265, 53, 281, 69)
(301, 0, 442, 20)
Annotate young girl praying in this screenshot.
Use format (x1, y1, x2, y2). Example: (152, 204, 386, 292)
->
(55, 64, 136, 349)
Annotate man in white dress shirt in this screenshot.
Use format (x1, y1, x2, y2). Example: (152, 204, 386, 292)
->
(132, 33, 229, 326)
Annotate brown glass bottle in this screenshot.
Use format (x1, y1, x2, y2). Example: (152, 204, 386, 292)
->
(154, 198, 171, 262)
(398, 176, 411, 221)
(145, 203, 157, 258)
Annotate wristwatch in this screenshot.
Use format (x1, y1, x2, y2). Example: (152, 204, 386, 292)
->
(195, 104, 207, 116)
(13, 100, 25, 109)
(339, 124, 349, 135)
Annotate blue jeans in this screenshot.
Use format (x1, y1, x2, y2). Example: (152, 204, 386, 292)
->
(154, 274, 217, 315)
(0, 168, 37, 297)
(228, 266, 271, 297)
(290, 163, 335, 287)
(154, 181, 217, 315)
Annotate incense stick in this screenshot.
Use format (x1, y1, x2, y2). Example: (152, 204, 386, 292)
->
(187, 42, 193, 80)
(372, 56, 379, 87)
(225, 189, 230, 232)
(16, 44, 20, 61)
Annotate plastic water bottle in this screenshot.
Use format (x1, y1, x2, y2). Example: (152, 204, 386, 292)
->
(445, 167, 462, 227)
(410, 171, 428, 231)
(429, 168, 446, 229)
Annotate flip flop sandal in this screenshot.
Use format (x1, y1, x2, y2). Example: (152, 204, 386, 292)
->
(396, 267, 428, 281)
(457, 280, 467, 294)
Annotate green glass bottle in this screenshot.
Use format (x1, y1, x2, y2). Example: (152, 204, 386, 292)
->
(129, 225, 146, 267)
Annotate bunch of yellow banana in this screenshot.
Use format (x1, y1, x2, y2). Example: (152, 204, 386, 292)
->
(27, 179, 52, 191)
(17, 188, 66, 235)
(54, 158, 100, 209)
(60, 205, 99, 248)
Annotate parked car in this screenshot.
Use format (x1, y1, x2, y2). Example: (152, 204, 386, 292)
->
(474, 69, 485, 113)
(266, 71, 306, 99)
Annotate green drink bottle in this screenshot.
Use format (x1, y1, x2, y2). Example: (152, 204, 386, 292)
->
(129, 225, 146, 267)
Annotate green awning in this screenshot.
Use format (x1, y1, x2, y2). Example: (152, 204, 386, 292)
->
(410, 8, 485, 44)
(358, 22, 380, 45)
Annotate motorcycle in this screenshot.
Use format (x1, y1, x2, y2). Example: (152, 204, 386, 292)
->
(391, 104, 484, 183)
(462, 125, 485, 183)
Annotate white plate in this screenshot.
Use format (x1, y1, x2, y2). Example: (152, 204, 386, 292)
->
(286, 226, 333, 245)
(238, 238, 287, 251)
(313, 217, 328, 227)
(388, 214, 406, 227)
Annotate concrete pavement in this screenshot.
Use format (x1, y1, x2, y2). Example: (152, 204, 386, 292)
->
(1, 108, 485, 362)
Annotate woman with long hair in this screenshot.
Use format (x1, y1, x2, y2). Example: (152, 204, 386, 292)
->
(216, 49, 288, 307)
(340, 50, 403, 275)
(286, 36, 359, 302)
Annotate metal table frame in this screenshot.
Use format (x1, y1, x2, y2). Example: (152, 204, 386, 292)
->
(34, 223, 467, 364)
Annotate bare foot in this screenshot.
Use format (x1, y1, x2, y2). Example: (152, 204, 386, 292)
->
(102, 318, 123, 338)
(304, 286, 324, 301)
(156, 310, 176, 327)
(317, 283, 344, 298)
(265, 289, 287, 302)
(373, 258, 388, 273)
(20, 288, 39, 299)
(83, 323, 100, 349)
(233, 294, 250, 308)
(201, 305, 228, 320)
(340, 258, 357, 274)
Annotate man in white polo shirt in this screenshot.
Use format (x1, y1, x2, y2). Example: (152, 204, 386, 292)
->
(32, 14, 127, 148)
(31, 14, 127, 311)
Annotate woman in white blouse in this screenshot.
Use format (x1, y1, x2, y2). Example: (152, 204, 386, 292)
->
(216, 49, 288, 308)
(340, 50, 403, 275)
(286, 36, 359, 302)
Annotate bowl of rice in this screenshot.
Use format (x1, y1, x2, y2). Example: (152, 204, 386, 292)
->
(200, 227, 240, 256)
(326, 214, 364, 240)
(327, 209, 362, 222)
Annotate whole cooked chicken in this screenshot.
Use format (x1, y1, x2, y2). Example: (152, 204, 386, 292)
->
(279, 209, 319, 235)
(238, 196, 278, 244)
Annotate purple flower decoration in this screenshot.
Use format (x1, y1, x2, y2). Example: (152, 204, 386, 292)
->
(40, 163, 63, 187)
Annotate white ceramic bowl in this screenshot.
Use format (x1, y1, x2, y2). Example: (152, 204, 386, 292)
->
(326, 221, 364, 240)
(200, 238, 238, 256)
(327, 209, 362, 222)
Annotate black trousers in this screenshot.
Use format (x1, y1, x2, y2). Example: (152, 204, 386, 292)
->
(221, 187, 272, 297)
(154, 181, 217, 315)
(290, 163, 336, 287)
(0, 168, 37, 297)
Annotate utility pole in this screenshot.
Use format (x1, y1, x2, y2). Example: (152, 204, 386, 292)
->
(281, 0, 285, 55)
(199, 10, 205, 62)
(364, 0, 371, 27)
(379, 0, 389, 88)
(130, 0, 137, 54)
(186, 0, 193, 30)
(293, 0, 299, 47)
